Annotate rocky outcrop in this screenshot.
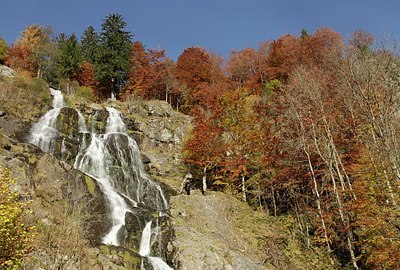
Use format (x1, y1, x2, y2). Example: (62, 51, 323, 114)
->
(75, 98, 191, 191)
(116, 98, 192, 191)
(0, 64, 15, 77)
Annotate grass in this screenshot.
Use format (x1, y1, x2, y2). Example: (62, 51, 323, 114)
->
(0, 74, 51, 121)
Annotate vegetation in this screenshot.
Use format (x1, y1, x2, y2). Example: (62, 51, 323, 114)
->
(0, 75, 50, 121)
(0, 167, 34, 269)
(0, 37, 8, 64)
(2, 15, 400, 268)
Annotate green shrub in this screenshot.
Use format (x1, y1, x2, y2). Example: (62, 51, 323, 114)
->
(76, 86, 95, 102)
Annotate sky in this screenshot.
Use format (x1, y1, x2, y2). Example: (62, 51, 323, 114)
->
(1, 0, 399, 59)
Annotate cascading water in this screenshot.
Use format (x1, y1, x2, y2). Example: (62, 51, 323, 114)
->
(29, 88, 174, 269)
(29, 88, 66, 152)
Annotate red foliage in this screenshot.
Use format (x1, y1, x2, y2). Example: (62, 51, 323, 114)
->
(176, 47, 212, 90)
(77, 61, 96, 88)
(5, 43, 36, 76)
(227, 48, 266, 93)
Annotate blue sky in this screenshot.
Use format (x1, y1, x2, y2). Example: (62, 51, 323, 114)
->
(1, 0, 399, 59)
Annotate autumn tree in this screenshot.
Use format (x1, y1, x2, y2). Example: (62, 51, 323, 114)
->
(176, 47, 213, 113)
(285, 66, 359, 268)
(0, 37, 8, 64)
(348, 29, 374, 52)
(5, 25, 55, 78)
(77, 61, 96, 88)
(20, 24, 55, 78)
(96, 13, 132, 98)
(5, 43, 34, 75)
(182, 107, 225, 193)
(127, 41, 154, 97)
(266, 34, 301, 81)
(219, 88, 265, 202)
(301, 27, 344, 68)
(227, 48, 266, 93)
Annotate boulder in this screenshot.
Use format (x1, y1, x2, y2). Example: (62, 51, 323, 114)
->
(0, 64, 15, 77)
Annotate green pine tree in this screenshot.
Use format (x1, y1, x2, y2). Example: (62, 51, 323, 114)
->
(96, 13, 132, 98)
(56, 33, 82, 89)
(81, 26, 99, 64)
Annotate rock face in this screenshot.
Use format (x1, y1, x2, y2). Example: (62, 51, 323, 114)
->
(170, 192, 267, 270)
(117, 98, 192, 191)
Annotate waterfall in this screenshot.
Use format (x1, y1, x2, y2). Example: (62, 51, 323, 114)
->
(74, 133, 131, 246)
(139, 220, 174, 270)
(30, 88, 174, 269)
(29, 88, 65, 152)
(139, 221, 153, 256)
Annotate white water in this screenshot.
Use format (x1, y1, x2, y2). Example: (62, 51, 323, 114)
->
(29, 88, 65, 152)
(30, 88, 174, 268)
(147, 257, 174, 270)
(139, 221, 152, 256)
(139, 220, 174, 270)
(77, 110, 88, 133)
(106, 107, 127, 134)
(74, 134, 131, 245)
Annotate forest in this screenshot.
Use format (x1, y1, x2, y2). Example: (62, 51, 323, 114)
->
(1, 13, 400, 269)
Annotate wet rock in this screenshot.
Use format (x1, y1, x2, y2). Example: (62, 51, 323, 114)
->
(56, 107, 80, 140)
(53, 136, 79, 165)
(124, 209, 153, 252)
(90, 108, 109, 134)
(150, 216, 176, 262)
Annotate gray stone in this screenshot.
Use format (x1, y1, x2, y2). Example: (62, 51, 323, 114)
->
(159, 128, 173, 142)
(0, 65, 15, 77)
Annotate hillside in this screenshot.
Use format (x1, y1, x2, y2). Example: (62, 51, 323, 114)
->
(0, 71, 335, 269)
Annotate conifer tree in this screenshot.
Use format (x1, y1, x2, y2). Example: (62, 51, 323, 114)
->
(56, 33, 82, 90)
(96, 13, 132, 98)
(80, 26, 99, 64)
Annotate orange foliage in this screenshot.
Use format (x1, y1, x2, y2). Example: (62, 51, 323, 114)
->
(176, 47, 212, 90)
(5, 43, 36, 76)
(77, 61, 96, 88)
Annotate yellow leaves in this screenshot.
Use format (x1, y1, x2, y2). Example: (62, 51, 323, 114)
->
(17, 24, 51, 49)
(0, 166, 35, 269)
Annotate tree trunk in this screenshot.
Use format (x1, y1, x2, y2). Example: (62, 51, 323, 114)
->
(202, 166, 207, 195)
(242, 175, 246, 202)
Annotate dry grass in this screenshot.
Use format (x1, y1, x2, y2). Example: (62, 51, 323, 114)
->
(0, 74, 51, 121)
